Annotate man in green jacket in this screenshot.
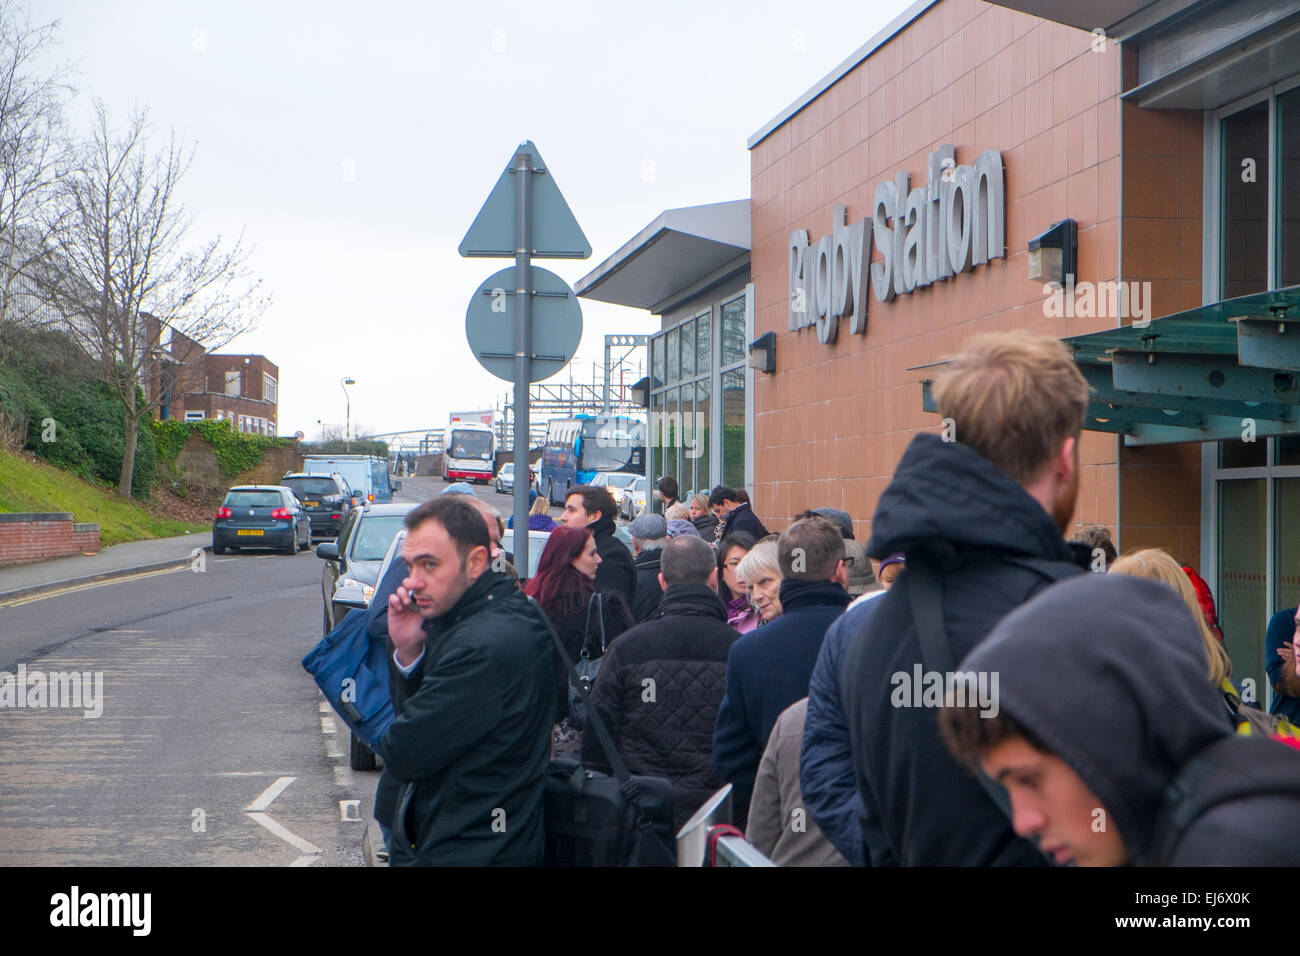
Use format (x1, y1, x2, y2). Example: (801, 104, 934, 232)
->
(382, 496, 555, 866)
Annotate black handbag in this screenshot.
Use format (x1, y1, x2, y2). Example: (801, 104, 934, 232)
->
(528, 596, 677, 867)
(568, 593, 606, 728)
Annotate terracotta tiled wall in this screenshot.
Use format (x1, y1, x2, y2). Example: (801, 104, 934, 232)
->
(1115, 59, 1205, 561)
(750, 0, 1124, 539)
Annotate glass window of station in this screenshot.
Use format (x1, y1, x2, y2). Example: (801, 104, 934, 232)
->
(648, 290, 748, 500)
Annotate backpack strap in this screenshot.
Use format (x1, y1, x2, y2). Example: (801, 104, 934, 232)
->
(528, 595, 649, 812)
(1149, 736, 1300, 863)
(905, 551, 1014, 822)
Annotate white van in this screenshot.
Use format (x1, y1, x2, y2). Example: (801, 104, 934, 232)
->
(302, 456, 397, 503)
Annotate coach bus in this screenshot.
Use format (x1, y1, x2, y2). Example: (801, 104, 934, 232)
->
(442, 421, 496, 484)
(541, 414, 645, 505)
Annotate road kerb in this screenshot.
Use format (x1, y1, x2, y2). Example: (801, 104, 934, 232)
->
(0, 545, 213, 605)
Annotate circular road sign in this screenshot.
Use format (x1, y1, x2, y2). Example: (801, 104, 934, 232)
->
(465, 266, 582, 383)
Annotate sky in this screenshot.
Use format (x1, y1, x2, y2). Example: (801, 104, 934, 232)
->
(32, 0, 915, 439)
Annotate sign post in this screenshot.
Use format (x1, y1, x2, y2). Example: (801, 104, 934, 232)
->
(461, 141, 590, 577)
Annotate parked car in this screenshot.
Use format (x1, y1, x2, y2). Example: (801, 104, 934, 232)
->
(592, 471, 639, 510)
(494, 462, 538, 495)
(619, 476, 648, 521)
(280, 472, 356, 539)
(494, 462, 515, 494)
(316, 502, 410, 635)
(212, 485, 312, 555)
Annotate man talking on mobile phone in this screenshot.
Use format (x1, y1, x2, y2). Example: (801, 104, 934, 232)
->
(380, 496, 555, 866)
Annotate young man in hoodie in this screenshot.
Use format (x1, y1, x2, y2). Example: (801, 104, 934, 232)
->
(713, 515, 851, 829)
(561, 484, 636, 605)
(839, 330, 1093, 866)
(939, 573, 1300, 866)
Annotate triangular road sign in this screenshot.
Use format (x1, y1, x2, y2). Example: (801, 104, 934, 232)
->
(458, 140, 592, 259)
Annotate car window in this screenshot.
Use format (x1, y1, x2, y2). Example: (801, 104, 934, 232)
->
(283, 477, 337, 495)
(350, 515, 406, 561)
(225, 491, 282, 508)
(607, 474, 637, 488)
(336, 510, 358, 551)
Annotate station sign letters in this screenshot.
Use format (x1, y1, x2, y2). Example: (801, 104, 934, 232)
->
(788, 145, 1005, 344)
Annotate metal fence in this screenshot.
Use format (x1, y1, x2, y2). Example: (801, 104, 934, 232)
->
(675, 784, 776, 867)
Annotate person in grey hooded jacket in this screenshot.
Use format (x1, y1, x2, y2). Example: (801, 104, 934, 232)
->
(940, 572, 1300, 866)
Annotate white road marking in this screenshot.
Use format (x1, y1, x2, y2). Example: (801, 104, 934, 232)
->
(340, 800, 362, 822)
(289, 855, 318, 867)
(245, 775, 296, 812)
(333, 765, 352, 786)
(318, 702, 331, 714)
(246, 812, 323, 856)
(325, 741, 345, 759)
(320, 716, 337, 735)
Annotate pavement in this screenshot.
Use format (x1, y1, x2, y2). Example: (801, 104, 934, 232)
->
(0, 531, 210, 604)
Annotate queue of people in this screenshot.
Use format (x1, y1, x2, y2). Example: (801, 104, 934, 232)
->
(365, 329, 1300, 866)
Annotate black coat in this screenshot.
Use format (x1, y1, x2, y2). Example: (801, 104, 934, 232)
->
(543, 588, 635, 722)
(721, 502, 768, 541)
(712, 578, 850, 829)
(632, 548, 665, 622)
(582, 583, 738, 831)
(382, 570, 556, 866)
(591, 512, 637, 605)
(840, 433, 1089, 866)
(691, 512, 719, 540)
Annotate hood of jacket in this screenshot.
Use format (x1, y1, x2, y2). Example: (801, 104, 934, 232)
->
(777, 578, 852, 614)
(962, 572, 1231, 864)
(634, 548, 662, 572)
(867, 432, 1074, 564)
(654, 582, 727, 621)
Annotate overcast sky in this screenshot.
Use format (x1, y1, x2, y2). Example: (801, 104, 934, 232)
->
(33, 0, 913, 439)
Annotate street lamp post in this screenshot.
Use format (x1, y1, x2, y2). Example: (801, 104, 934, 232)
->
(340, 377, 355, 452)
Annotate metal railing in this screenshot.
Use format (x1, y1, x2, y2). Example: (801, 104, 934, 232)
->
(675, 784, 776, 867)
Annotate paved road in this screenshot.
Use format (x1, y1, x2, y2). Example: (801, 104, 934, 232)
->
(0, 475, 581, 866)
(0, 545, 373, 866)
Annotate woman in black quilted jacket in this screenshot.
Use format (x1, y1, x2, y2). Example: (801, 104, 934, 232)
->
(525, 525, 634, 759)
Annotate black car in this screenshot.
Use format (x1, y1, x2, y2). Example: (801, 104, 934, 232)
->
(316, 502, 410, 635)
(212, 485, 312, 555)
(280, 472, 357, 538)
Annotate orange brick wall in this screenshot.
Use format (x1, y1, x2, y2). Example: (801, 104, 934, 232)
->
(1113, 62, 1205, 561)
(750, 0, 1126, 539)
(0, 514, 100, 566)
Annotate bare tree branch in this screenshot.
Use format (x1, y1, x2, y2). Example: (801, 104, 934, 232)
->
(42, 100, 270, 496)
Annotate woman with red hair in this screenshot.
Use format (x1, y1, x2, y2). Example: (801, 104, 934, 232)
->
(525, 525, 634, 757)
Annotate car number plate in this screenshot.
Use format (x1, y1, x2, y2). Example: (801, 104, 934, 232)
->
(305, 501, 318, 507)
(236, 529, 264, 536)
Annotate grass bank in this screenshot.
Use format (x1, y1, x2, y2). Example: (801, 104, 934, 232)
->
(0, 450, 207, 547)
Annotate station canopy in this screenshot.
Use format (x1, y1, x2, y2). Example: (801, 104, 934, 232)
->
(922, 286, 1300, 446)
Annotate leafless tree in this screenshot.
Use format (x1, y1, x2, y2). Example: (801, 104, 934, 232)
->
(43, 100, 269, 496)
(0, 2, 73, 361)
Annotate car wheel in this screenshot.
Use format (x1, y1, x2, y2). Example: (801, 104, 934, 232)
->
(350, 731, 377, 771)
(213, 543, 226, 555)
(283, 533, 296, 556)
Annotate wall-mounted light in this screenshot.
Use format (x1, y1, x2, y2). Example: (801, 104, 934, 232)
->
(749, 331, 776, 374)
(1028, 218, 1077, 285)
(628, 375, 650, 408)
